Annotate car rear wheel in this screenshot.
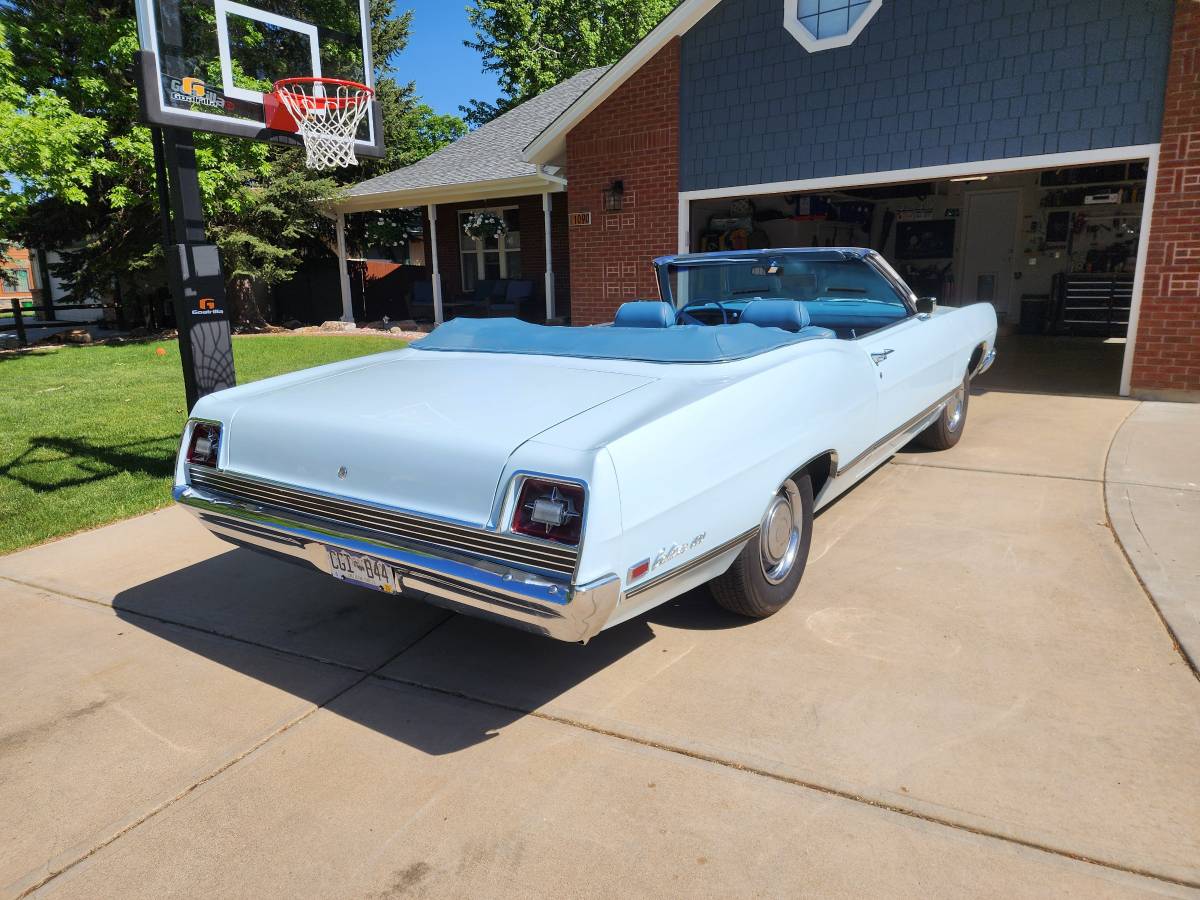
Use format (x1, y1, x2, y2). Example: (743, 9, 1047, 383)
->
(917, 376, 969, 451)
(710, 473, 813, 619)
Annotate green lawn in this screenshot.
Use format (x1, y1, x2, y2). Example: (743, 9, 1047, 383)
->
(0, 335, 403, 555)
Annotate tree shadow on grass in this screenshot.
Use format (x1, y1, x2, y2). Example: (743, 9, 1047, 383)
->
(0, 435, 177, 493)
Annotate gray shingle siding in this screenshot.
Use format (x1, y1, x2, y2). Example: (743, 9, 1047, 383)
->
(679, 0, 1174, 192)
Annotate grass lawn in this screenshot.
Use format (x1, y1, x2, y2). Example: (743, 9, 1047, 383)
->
(0, 335, 404, 555)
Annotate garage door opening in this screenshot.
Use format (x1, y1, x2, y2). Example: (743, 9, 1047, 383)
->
(686, 157, 1151, 397)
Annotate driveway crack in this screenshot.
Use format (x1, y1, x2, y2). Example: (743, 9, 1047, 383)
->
(372, 670, 1200, 893)
(11, 601, 453, 899)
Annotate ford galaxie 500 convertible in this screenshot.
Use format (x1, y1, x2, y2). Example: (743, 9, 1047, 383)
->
(175, 248, 996, 642)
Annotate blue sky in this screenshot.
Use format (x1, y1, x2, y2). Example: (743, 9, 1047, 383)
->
(395, 2, 500, 118)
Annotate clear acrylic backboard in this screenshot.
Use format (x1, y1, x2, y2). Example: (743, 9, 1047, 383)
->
(134, 0, 384, 159)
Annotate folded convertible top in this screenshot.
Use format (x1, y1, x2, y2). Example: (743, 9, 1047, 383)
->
(412, 317, 828, 363)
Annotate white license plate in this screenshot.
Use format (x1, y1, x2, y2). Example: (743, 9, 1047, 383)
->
(326, 547, 402, 594)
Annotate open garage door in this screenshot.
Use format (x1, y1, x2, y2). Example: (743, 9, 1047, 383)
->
(684, 155, 1152, 397)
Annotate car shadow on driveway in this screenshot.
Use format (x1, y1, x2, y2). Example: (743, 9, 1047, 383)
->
(109, 549, 748, 756)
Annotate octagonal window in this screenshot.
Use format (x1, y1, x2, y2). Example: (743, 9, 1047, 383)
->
(784, 0, 881, 51)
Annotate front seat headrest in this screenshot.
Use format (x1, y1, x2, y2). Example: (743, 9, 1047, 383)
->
(614, 300, 676, 328)
(740, 299, 812, 332)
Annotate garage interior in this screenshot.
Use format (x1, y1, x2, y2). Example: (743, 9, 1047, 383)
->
(689, 160, 1149, 396)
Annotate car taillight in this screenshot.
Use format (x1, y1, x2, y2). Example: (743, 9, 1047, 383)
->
(187, 422, 221, 467)
(512, 478, 584, 545)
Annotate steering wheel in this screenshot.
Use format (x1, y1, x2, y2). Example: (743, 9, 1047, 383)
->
(677, 300, 730, 325)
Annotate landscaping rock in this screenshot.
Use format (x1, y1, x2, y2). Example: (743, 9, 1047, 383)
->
(281, 319, 304, 330)
(319, 320, 357, 332)
(64, 329, 93, 344)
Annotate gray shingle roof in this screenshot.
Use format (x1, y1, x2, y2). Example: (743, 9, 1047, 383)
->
(343, 66, 610, 200)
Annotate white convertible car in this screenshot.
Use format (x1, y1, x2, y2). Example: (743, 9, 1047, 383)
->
(175, 248, 996, 642)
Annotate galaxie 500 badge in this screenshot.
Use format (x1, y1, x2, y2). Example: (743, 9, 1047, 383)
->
(628, 533, 706, 583)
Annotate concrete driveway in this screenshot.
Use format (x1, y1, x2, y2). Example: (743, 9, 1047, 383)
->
(1, 388, 1197, 898)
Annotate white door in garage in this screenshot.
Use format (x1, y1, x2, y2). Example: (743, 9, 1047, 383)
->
(960, 190, 1020, 317)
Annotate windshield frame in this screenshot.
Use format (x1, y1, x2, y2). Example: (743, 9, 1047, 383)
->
(654, 249, 918, 332)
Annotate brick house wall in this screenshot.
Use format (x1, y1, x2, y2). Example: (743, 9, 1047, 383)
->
(1132, 0, 1200, 397)
(549, 192, 571, 317)
(566, 39, 681, 326)
(421, 193, 570, 318)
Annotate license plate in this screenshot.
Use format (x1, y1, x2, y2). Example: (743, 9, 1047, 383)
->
(326, 547, 402, 594)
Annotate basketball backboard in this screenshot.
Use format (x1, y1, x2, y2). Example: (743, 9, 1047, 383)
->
(134, 0, 384, 159)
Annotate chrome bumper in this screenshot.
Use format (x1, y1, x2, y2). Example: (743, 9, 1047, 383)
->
(174, 485, 621, 643)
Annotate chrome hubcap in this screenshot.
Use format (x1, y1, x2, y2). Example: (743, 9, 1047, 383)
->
(946, 389, 965, 432)
(760, 480, 803, 585)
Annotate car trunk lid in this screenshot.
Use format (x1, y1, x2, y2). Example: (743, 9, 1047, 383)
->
(221, 352, 654, 526)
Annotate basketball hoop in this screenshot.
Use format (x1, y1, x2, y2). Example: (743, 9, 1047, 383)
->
(272, 77, 374, 170)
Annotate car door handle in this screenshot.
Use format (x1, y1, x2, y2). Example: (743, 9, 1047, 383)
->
(870, 349, 894, 365)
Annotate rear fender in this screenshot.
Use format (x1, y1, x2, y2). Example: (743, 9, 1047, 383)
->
(604, 343, 877, 596)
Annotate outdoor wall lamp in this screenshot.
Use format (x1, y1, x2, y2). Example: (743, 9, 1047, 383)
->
(603, 180, 625, 212)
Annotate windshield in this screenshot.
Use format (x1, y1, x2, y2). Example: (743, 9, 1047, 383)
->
(656, 252, 912, 338)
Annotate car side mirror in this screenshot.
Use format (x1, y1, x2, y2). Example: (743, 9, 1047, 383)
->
(916, 296, 937, 314)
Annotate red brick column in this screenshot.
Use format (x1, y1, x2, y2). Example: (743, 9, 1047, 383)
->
(1132, 0, 1200, 398)
(565, 39, 680, 326)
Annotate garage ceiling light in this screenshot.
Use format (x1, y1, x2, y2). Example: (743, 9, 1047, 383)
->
(950, 175, 989, 182)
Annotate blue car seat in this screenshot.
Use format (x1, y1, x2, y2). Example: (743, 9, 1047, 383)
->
(614, 300, 676, 328)
(741, 300, 835, 339)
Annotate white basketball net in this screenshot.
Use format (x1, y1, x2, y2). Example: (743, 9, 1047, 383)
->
(274, 80, 373, 170)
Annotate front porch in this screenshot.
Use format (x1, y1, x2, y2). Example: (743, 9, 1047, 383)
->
(332, 185, 569, 328)
(418, 191, 570, 325)
(332, 67, 608, 327)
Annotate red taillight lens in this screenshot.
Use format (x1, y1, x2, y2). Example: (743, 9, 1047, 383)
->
(187, 422, 221, 467)
(512, 478, 585, 545)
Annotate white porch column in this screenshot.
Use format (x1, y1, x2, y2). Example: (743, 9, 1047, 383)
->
(427, 203, 444, 325)
(542, 192, 556, 321)
(335, 211, 354, 323)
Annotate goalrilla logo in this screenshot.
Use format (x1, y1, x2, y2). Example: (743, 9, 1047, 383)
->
(166, 76, 232, 111)
(194, 297, 224, 317)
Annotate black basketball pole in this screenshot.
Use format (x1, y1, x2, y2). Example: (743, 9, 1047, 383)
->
(154, 127, 237, 411)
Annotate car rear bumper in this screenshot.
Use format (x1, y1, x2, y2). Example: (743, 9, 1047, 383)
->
(174, 484, 621, 643)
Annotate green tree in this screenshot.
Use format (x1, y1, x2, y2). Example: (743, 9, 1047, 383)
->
(0, 1, 464, 324)
(463, 0, 678, 126)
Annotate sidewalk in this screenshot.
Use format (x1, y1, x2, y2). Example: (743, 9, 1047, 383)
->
(1106, 401, 1200, 671)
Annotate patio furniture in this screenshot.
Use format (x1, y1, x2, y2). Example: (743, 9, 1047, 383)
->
(487, 280, 535, 318)
(409, 280, 434, 321)
(412, 278, 540, 322)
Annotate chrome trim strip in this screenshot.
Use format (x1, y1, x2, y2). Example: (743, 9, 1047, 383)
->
(174, 485, 619, 643)
(624, 527, 759, 600)
(864, 251, 920, 316)
(837, 388, 958, 475)
(976, 346, 997, 376)
(187, 466, 579, 577)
